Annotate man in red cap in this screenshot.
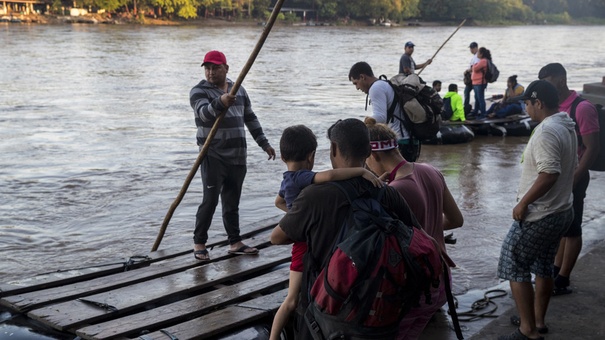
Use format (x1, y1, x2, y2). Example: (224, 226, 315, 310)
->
(189, 50, 276, 261)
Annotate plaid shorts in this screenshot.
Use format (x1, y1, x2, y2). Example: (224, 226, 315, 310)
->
(497, 208, 573, 282)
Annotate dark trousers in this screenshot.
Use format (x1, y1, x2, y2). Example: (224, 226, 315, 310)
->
(464, 84, 473, 112)
(565, 171, 590, 237)
(194, 156, 247, 245)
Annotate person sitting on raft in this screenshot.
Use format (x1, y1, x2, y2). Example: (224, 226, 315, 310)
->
(487, 75, 525, 119)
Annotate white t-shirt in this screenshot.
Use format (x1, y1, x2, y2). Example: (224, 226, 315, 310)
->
(470, 53, 480, 68)
(368, 80, 410, 139)
(517, 112, 577, 222)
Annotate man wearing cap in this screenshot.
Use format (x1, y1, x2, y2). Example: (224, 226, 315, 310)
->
(497, 80, 577, 340)
(399, 41, 432, 76)
(189, 50, 276, 261)
(349, 61, 420, 162)
(538, 63, 601, 296)
(464, 42, 480, 114)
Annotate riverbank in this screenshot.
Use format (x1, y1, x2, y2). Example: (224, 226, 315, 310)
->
(5, 13, 604, 26)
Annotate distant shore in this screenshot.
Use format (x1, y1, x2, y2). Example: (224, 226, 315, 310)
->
(3, 13, 603, 27)
(0, 13, 467, 27)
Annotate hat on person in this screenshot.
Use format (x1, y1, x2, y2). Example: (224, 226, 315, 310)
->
(405, 41, 415, 48)
(512, 80, 559, 108)
(469, 42, 478, 48)
(538, 62, 567, 79)
(201, 50, 227, 67)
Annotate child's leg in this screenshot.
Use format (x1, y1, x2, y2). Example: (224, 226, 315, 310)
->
(270, 270, 303, 340)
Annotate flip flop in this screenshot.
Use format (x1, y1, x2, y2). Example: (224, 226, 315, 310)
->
(510, 315, 548, 334)
(228, 245, 259, 255)
(498, 328, 544, 340)
(553, 286, 572, 296)
(193, 249, 210, 261)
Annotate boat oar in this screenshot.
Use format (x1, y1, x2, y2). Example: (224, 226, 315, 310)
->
(417, 18, 467, 76)
(151, 0, 286, 252)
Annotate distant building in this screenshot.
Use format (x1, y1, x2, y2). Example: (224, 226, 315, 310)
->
(1, 0, 51, 15)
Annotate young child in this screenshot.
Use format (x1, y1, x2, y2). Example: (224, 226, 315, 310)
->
(269, 125, 383, 340)
(444, 83, 466, 121)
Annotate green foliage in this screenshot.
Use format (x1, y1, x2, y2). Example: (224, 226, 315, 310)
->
(252, 0, 270, 17)
(283, 11, 299, 23)
(535, 11, 571, 24)
(96, 0, 129, 12)
(83, 0, 604, 22)
(153, 0, 199, 18)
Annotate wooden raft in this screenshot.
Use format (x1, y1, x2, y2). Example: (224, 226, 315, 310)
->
(0, 216, 292, 340)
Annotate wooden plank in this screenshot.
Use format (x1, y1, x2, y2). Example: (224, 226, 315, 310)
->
(0, 216, 281, 299)
(1, 229, 273, 313)
(26, 245, 291, 331)
(140, 289, 288, 340)
(75, 268, 290, 339)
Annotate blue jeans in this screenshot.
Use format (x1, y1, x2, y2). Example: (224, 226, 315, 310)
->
(473, 84, 487, 116)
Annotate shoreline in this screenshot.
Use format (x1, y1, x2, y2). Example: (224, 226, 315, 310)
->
(4, 14, 604, 27)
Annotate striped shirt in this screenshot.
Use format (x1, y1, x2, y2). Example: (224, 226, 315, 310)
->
(190, 78, 270, 165)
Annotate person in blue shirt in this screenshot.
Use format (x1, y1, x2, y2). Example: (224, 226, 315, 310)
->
(270, 125, 382, 340)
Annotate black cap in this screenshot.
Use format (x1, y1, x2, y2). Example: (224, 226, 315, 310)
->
(538, 63, 566, 79)
(469, 42, 478, 48)
(512, 80, 559, 108)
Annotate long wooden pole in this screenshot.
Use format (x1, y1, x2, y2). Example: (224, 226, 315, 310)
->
(151, 0, 286, 251)
(417, 18, 467, 76)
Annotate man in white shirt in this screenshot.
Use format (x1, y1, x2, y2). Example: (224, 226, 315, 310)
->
(464, 42, 480, 114)
(348, 61, 419, 161)
(497, 80, 577, 340)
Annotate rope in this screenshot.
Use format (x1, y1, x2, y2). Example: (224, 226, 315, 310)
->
(452, 289, 507, 322)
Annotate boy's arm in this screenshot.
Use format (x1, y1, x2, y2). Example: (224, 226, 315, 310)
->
(275, 194, 287, 213)
(313, 168, 383, 187)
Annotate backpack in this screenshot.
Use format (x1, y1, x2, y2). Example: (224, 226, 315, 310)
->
(484, 60, 500, 83)
(304, 181, 443, 340)
(442, 96, 453, 121)
(570, 98, 605, 171)
(381, 73, 443, 141)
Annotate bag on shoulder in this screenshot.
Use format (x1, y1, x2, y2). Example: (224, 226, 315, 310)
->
(571, 98, 605, 171)
(381, 73, 443, 141)
(442, 97, 453, 121)
(463, 70, 472, 86)
(304, 181, 442, 340)
(485, 60, 500, 83)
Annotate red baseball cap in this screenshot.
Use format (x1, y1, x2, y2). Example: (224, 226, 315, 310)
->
(201, 50, 227, 66)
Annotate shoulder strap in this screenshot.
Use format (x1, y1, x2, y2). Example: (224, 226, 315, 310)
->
(570, 96, 587, 146)
(443, 263, 464, 339)
(569, 96, 586, 122)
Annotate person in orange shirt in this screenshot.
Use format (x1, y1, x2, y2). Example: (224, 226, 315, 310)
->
(469, 47, 492, 119)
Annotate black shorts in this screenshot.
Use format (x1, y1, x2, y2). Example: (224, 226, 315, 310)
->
(564, 172, 590, 238)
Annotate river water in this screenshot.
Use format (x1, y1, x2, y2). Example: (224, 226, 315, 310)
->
(1, 23, 605, 298)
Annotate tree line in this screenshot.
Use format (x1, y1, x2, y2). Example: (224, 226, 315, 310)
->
(52, 0, 605, 22)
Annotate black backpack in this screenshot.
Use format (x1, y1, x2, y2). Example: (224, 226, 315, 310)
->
(381, 74, 443, 141)
(570, 98, 605, 171)
(303, 181, 444, 340)
(442, 97, 454, 121)
(484, 60, 500, 83)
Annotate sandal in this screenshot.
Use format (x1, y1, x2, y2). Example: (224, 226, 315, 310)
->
(553, 286, 572, 296)
(498, 328, 544, 340)
(510, 315, 548, 334)
(228, 245, 259, 255)
(193, 249, 210, 261)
